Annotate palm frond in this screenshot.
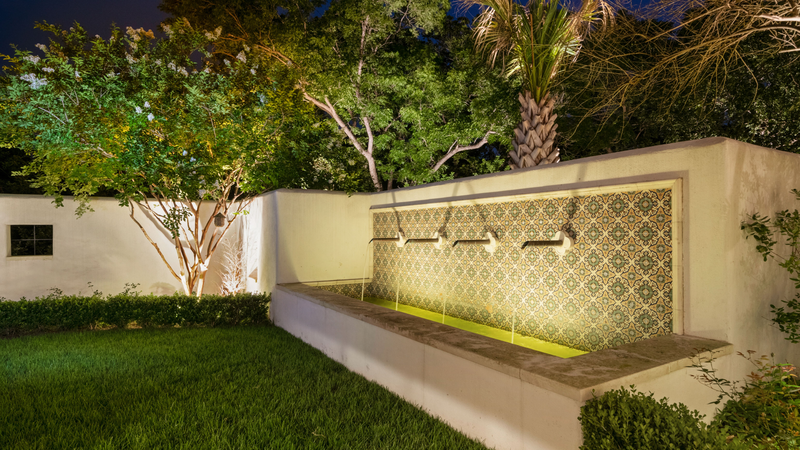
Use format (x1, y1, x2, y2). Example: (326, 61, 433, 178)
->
(467, 0, 613, 102)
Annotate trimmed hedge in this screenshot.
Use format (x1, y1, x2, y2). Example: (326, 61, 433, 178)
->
(0, 291, 270, 336)
(580, 387, 750, 450)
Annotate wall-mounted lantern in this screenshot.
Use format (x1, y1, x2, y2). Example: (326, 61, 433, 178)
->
(214, 213, 226, 227)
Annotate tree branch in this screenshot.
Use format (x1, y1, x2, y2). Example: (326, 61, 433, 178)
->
(128, 201, 181, 282)
(363, 116, 375, 156)
(756, 15, 800, 23)
(36, 106, 66, 125)
(302, 91, 382, 190)
(431, 132, 495, 173)
(358, 17, 368, 77)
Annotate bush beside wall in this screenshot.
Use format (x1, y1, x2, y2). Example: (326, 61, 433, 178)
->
(579, 387, 749, 450)
(0, 292, 270, 336)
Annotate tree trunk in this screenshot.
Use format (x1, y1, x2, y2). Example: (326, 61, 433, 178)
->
(195, 272, 206, 299)
(508, 91, 560, 169)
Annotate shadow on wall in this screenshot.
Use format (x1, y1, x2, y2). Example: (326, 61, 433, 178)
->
(149, 282, 178, 296)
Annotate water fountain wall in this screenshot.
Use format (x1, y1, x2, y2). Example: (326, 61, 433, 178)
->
(320, 180, 678, 352)
(264, 138, 800, 450)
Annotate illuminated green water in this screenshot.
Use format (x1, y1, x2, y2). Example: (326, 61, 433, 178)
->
(362, 297, 587, 359)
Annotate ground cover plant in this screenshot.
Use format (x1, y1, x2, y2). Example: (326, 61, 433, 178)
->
(0, 326, 488, 449)
(581, 353, 800, 448)
(0, 287, 270, 337)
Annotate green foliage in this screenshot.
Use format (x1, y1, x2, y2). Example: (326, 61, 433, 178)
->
(579, 386, 746, 450)
(772, 297, 800, 345)
(560, 8, 800, 159)
(467, 0, 585, 103)
(558, 10, 710, 159)
(161, 0, 518, 190)
(0, 288, 271, 336)
(300, 10, 519, 188)
(742, 189, 800, 343)
(692, 351, 800, 448)
(0, 20, 316, 294)
(2, 21, 303, 210)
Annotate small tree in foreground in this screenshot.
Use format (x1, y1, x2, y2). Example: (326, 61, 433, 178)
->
(1, 21, 310, 296)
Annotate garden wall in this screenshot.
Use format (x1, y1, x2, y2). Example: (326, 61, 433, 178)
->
(0, 195, 232, 298)
(251, 137, 800, 428)
(5, 137, 800, 448)
(323, 181, 677, 352)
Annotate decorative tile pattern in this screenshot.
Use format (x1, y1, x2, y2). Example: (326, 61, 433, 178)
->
(319, 188, 673, 352)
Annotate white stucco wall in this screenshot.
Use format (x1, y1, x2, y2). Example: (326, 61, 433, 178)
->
(0, 196, 177, 298)
(0, 195, 230, 298)
(5, 139, 798, 366)
(724, 143, 800, 369)
(250, 189, 373, 291)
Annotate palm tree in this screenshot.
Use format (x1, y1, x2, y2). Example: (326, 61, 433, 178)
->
(466, 0, 611, 168)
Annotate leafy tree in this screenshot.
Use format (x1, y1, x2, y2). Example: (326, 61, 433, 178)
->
(622, 0, 800, 107)
(707, 37, 800, 154)
(161, 0, 518, 190)
(567, 0, 800, 155)
(555, 9, 718, 159)
(262, 122, 375, 192)
(0, 21, 311, 296)
(463, 0, 612, 169)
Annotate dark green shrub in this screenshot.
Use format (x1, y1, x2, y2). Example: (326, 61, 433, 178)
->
(0, 290, 270, 336)
(579, 386, 748, 450)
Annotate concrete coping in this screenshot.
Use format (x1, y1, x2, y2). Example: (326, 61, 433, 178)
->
(277, 282, 733, 402)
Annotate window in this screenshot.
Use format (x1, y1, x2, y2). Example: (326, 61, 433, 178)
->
(10, 225, 53, 256)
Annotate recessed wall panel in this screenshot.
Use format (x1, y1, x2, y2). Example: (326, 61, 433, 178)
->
(321, 183, 676, 352)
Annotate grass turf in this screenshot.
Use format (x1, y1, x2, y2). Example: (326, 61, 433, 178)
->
(1, 326, 488, 449)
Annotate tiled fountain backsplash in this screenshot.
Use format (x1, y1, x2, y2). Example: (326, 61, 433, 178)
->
(321, 188, 673, 352)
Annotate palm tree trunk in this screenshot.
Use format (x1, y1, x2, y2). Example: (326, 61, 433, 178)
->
(509, 91, 560, 169)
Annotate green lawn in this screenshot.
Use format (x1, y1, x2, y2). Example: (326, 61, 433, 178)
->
(1, 326, 488, 449)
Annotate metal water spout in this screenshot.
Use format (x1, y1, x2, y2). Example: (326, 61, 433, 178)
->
(452, 231, 498, 254)
(405, 231, 445, 249)
(521, 230, 573, 255)
(369, 231, 407, 247)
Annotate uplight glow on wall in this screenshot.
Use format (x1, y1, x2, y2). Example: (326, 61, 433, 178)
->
(322, 183, 676, 353)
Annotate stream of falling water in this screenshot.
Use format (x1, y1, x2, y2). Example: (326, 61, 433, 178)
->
(394, 245, 403, 311)
(442, 241, 453, 324)
(394, 272, 400, 311)
(511, 306, 517, 344)
(360, 242, 370, 301)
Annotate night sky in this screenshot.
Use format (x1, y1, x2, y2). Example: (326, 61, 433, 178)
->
(0, 0, 657, 58)
(0, 0, 167, 55)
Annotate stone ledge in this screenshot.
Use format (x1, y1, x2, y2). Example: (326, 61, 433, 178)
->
(276, 283, 733, 402)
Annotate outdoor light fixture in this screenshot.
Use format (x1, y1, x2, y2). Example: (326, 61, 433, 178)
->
(214, 213, 226, 227)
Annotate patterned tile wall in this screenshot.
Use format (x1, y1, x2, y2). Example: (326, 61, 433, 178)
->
(320, 188, 673, 352)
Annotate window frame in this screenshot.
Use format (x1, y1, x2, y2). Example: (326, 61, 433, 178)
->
(6, 224, 54, 259)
